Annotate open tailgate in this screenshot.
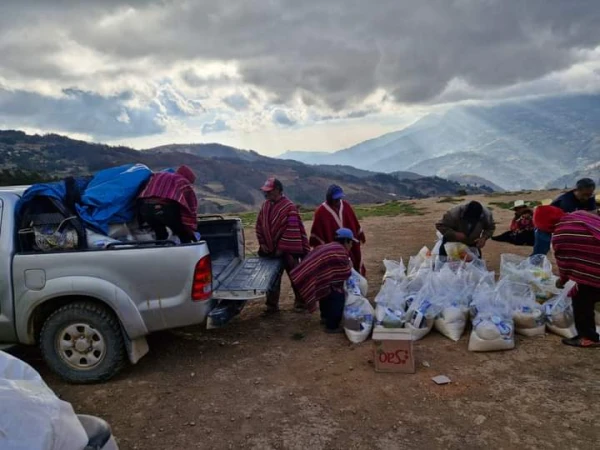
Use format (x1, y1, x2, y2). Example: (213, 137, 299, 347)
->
(213, 257, 283, 300)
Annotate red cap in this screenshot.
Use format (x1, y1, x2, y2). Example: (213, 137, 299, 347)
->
(260, 177, 282, 192)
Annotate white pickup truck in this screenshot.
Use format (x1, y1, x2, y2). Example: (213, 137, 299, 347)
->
(0, 187, 281, 384)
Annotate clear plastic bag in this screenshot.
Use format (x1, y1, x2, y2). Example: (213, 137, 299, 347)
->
(495, 279, 544, 336)
(407, 246, 433, 277)
(405, 277, 444, 341)
(544, 281, 577, 338)
(430, 266, 470, 341)
(500, 254, 559, 302)
(343, 293, 374, 344)
(374, 279, 409, 328)
(382, 259, 406, 282)
(346, 269, 368, 297)
(443, 242, 478, 262)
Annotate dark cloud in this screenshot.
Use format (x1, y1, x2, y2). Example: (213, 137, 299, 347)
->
(1, 0, 600, 113)
(0, 87, 165, 138)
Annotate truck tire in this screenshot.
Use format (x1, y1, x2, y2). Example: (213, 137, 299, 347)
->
(39, 301, 126, 384)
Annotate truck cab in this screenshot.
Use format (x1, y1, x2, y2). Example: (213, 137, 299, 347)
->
(0, 187, 281, 383)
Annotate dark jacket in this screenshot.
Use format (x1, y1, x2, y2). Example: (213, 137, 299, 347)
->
(436, 203, 496, 246)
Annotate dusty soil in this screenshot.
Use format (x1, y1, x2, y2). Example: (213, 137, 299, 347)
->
(12, 192, 600, 450)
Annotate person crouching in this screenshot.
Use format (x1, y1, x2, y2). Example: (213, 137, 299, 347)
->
(290, 228, 355, 334)
(138, 165, 199, 243)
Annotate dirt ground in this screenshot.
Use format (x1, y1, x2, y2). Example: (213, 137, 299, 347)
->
(12, 192, 600, 450)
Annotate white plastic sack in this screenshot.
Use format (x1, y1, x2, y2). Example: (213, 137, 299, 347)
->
(85, 229, 119, 249)
(435, 306, 469, 341)
(348, 268, 368, 297)
(343, 293, 374, 344)
(0, 351, 89, 450)
(407, 246, 433, 276)
(374, 280, 408, 328)
(405, 277, 443, 341)
(497, 279, 545, 336)
(108, 223, 134, 241)
(382, 259, 406, 283)
(468, 314, 515, 352)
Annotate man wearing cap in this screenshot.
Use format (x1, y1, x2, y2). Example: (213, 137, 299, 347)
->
(310, 184, 366, 276)
(256, 177, 310, 315)
(290, 228, 355, 333)
(138, 165, 199, 243)
(532, 178, 597, 256)
(491, 200, 534, 246)
(436, 201, 495, 258)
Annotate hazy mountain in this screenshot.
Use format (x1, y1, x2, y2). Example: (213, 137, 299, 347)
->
(0, 130, 490, 213)
(546, 161, 600, 189)
(281, 94, 600, 190)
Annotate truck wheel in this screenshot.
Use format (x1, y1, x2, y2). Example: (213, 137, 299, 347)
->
(39, 302, 126, 384)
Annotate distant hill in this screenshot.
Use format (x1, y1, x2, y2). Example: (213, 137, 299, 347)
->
(282, 94, 600, 190)
(0, 129, 492, 213)
(446, 174, 505, 192)
(546, 161, 600, 189)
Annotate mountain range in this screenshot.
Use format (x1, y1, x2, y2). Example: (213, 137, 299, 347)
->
(278, 94, 600, 190)
(0, 130, 491, 213)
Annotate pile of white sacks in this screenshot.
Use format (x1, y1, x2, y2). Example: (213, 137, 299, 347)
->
(371, 245, 580, 352)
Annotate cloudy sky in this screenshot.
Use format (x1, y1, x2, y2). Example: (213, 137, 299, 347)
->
(1, 0, 599, 155)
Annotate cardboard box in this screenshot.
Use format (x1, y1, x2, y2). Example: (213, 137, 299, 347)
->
(372, 327, 415, 373)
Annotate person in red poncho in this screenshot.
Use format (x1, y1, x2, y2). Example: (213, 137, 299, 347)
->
(138, 165, 198, 243)
(310, 184, 366, 276)
(256, 177, 310, 315)
(534, 205, 600, 348)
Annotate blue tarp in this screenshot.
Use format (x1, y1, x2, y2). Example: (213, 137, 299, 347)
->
(17, 163, 153, 235)
(76, 164, 152, 234)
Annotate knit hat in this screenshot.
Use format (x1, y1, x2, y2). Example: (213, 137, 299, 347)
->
(177, 165, 196, 184)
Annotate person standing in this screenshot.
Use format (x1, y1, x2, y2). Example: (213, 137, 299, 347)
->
(535, 206, 600, 348)
(256, 177, 310, 315)
(435, 201, 495, 258)
(532, 178, 597, 256)
(290, 228, 355, 333)
(138, 165, 198, 243)
(310, 184, 366, 275)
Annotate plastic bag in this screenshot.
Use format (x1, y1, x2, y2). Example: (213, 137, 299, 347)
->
(443, 242, 477, 262)
(86, 229, 120, 249)
(108, 223, 134, 241)
(347, 268, 368, 297)
(430, 266, 470, 341)
(0, 351, 89, 450)
(497, 279, 545, 337)
(500, 254, 558, 302)
(374, 280, 408, 328)
(382, 259, 406, 282)
(544, 281, 577, 338)
(343, 293, 374, 344)
(407, 246, 433, 277)
(468, 275, 516, 351)
(405, 277, 443, 341)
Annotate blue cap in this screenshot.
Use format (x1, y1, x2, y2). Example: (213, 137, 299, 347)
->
(327, 184, 345, 201)
(335, 228, 358, 242)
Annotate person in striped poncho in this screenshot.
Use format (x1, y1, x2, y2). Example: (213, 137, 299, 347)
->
(290, 228, 355, 333)
(256, 177, 310, 315)
(538, 206, 600, 348)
